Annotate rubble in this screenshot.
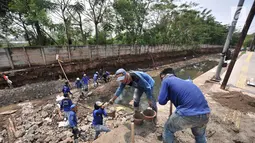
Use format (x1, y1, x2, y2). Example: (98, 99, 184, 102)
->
(3, 54, 250, 143)
(0, 136, 3, 143)
(14, 129, 25, 138)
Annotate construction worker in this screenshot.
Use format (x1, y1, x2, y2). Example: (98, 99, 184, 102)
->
(92, 101, 110, 140)
(69, 104, 80, 143)
(82, 74, 89, 91)
(1, 73, 13, 88)
(158, 68, 210, 143)
(99, 68, 103, 79)
(93, 72, 99, 87)
(75, 78, 83, 95)
(60, 93, 73, 121)
(102, 71, 110, 83)
(109, 68, 157, 112)
(62, 81, 73, 97)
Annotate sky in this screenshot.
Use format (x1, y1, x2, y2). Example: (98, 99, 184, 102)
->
(182, 0, 255, 34)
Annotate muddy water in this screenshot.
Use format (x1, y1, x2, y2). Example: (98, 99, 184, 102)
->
(115, 60, 218, 110)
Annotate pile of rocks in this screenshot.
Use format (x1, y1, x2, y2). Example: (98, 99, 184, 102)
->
(0, 81, 135, 143)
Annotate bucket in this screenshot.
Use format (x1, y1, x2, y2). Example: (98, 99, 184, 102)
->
(133, 112, 144, 125)
(142, 109, 156, 121)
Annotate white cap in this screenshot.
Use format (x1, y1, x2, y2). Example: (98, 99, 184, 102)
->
(115, 68, 126, 81)
(95, 101, 103, 107)
(76, 78, 80, 80)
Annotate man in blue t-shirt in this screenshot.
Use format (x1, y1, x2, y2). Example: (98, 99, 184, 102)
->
(75, 78, 83, 95)
(102, 71, 110, 83)
(62, 81, 73, 97)
(68, 104, 79, 143)
(93, 72, 99, 87)
(109, 68, 157, 112)
(92, 101, 110, 140)
(82, 74, 90, 91)
(60, 94, 73, 121)
(158, 68, 210, 143)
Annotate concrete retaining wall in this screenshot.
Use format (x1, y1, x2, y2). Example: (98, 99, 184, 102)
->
(0, 44, 222, 70)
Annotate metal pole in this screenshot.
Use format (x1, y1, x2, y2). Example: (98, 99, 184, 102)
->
(214, 0, 245, 81)
(221, 0, 255, 89)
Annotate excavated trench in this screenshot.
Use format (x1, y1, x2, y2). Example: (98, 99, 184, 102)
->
(0, 48, 221, 89)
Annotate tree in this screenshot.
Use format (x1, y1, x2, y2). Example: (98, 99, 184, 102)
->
(69, 1, 87, 44)
(52, 0, 73, 45)
(8, 0, 55, 45)
(113, 0, 152, 45)
(86, 0, 109, 45)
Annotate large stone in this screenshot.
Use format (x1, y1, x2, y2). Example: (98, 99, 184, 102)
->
(35, 116, 42, 122)
(118, 111, 124, 115)
(44, 136, 52, 142)
(34, 134, 47, 143)
(0, 136, 3, 143)
(32, 124, 39, 130)
(24, 123, 33, 130)
(24, 133, 35, 142)
(87, 116, 93, 122)
(57, 132, 67, 141)
(27, 128, 35, 135)
(1, 129, 7, 136)
(43, 104, 54, 110)
(34, 107, 42, 113)
(14, 129, 25, 138)
(44, 117, 52, 123)
(80, 125, 90, 131)
(58, 137, 73, 143)
(41, 111, 49, 118)
(14, 139, 22, 143)
(63, 131, 73, 138)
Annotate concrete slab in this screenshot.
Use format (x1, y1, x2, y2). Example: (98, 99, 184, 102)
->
(221, 52, 255, 96)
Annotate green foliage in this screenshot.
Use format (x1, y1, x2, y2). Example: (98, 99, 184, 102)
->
(243, 33, 255, 48)
(0, 0, 241, 47)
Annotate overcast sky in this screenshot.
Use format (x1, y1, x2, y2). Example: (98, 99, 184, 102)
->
(182, 0, 255, 34)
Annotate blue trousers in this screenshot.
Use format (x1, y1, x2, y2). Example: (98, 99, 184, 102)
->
(133, 88, 157, 112)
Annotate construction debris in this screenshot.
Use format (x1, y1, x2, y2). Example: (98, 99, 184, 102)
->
(0, 110, 17, 115)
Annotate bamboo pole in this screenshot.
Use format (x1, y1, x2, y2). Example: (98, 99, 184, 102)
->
(56, 54, 69, 81)
(169, 102, 173, 117)
(131, 122, 135, 143)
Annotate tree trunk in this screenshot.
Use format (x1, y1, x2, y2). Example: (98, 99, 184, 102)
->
(34, 21, 44, 45)
(95, 22, 99, 45)
(19, 13, 31, 46)
(64, 18, 72, 45)
(78, 13, 86, 44)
